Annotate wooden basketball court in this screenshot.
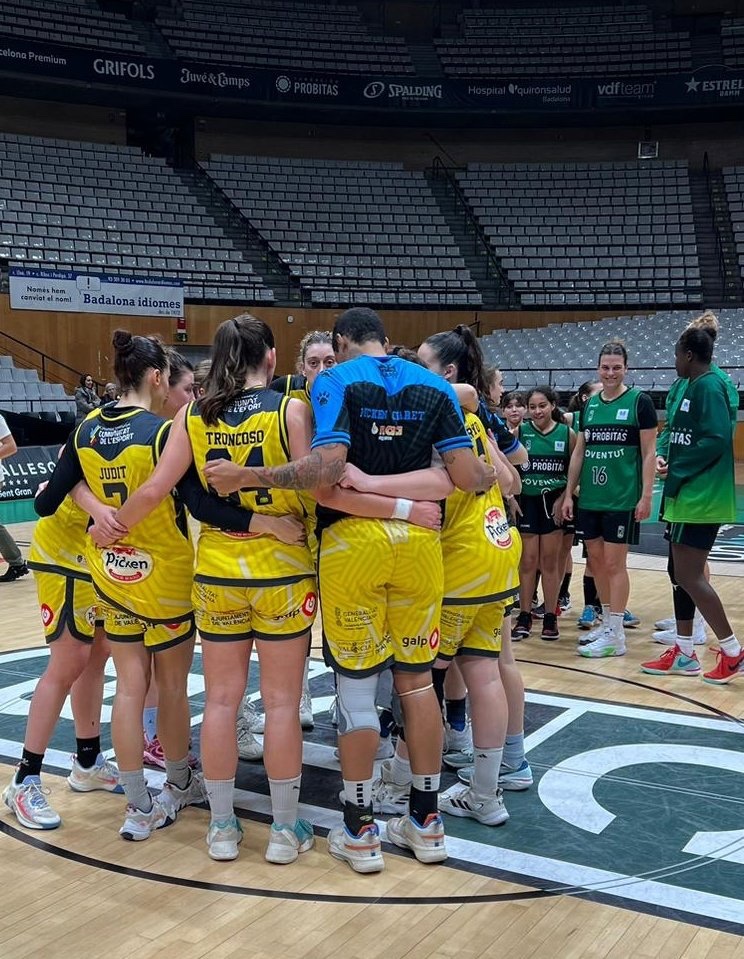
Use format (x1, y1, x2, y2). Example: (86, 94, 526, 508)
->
(1, 515, 743, 958)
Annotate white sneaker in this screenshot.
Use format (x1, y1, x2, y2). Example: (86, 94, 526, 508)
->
(438, 783, 509, 826)
(299, 690, 314, 730)
(119, 800, 171, 841)
(67, 753, 123, 793)
(442, 723, 473, 769)
(237, 716, 264, 761)
(3, 774, 61, 830)
(242, 699, 265, 733)
(159, 771, 207, 820)
(653, 617, 706, 646)
(264, 818, 314, 864)
(578, 626, 626, 658)
(328, 695, 339, 727)
(654, 616, 676, 631)
(207, 815, 243, 860)
(577, 622, 606, 647)
(327, 822, 385, 873)
(386, 813, 447, 863)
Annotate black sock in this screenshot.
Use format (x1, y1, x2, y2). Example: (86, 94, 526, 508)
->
(379, 708, 396, 738)
(76, 736, 100, 769)
(343, 800, 375, 836)
(432, 667, 446, 714)
(410, 786, 438, 825)
(445, 697, 467, 732)
(16, 748, 44, 784)
(560, 572, 571, 597)
(583, 575, 598, 607)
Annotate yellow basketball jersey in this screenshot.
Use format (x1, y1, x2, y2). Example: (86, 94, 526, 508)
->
(186, 389, 315, 585)
(28, 495, 91, 580)
(441, 411, 521, 602)
(75, 407, 194, 623)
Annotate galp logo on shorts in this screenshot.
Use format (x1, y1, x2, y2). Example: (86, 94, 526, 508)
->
(102, 545, 153, 584)
(484, 506, 513, 549)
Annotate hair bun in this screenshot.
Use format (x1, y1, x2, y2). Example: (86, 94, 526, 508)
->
(113, 329, 135, 355)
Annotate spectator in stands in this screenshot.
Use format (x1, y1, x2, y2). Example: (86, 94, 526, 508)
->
(74, 373, 101, 424)
(0, 415, 29, 583)
(102, 382, 119, 404)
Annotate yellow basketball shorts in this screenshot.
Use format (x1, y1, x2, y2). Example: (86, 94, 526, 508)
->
(98, 600, 195, 651)
(34, 570, 98, 644)
(319, 518, 444, 677)
(192, 576, 318, 642)
(438, 600, 505, 661)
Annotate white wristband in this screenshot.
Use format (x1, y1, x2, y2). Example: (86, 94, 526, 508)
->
(391, 498, 413, 521)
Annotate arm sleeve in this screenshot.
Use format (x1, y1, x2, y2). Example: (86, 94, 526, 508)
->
(432, 382, 472, 454)
(310, 370, 351, 449)
(664, 384, 730, 498)
(175, 465, 254, 532)
(34, 434, 84, 516)
(637, 392, 658, 430)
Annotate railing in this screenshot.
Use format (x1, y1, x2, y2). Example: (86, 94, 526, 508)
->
(702, 151, 727, 288)
(431, 156, 517, 308)
(0, 329, 98, 396)
(498, 365, 744, 398)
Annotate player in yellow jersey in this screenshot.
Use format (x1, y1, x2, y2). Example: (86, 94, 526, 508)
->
(34, 332, 206, 842)
(111, 315, 317, 865)
(2, 477, 126, 830)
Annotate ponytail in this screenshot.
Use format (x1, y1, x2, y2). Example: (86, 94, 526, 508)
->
(200, 314, 275, 426)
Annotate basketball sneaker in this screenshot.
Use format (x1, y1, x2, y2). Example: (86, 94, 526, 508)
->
(654, 616, 676, 631)
(577, 621, 607, 647)
(640, 646, 701, 676)
(237, 715, 263, 761)
(653, 626, 706, 647)
(459, 759, 533, 791)
(339, 760, 410, 815)
(3, 774, 61, 830)
(265, 818, 315, 864)
(703, 647, 744, 685)
(242, 699, 265, 733)
(327, 822, 385, 873)
(442, 723, 473, 769)
(578, 626, 626, 658)
(328, 695, 339, 727)
(578, 605, 601, 630)
(158, 771, 207, 820)
(67, 753, 123, 793)
(386, 813, 448, 863)
(0, 561, 29, 583)
(438, 783, 509, 826)
(143, 733, 165, 769)
(512, 610, 533, 640)
(531, 601, 545, 619)
(119, 800, 171, 841)
(299, 690, 314, 730)
(558, 594, 572, 613)
(541, 613, 560, 641)
(623, 609, 640, 628)
(207, 815, 243, 861)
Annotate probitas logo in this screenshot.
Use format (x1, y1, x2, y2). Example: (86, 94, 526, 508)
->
(276, 74, 339, 97)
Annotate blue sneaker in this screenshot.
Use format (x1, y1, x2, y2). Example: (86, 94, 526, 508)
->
(265, 817, 315, 864)
(578, 605, 600, 630)
(458, 760, 533, 791)
(624, 609, 640, 628)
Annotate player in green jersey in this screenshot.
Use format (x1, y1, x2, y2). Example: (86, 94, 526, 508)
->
(562, 341, 657, 658)
(512, 387, 576, 642)
(642, 326, 741, 683)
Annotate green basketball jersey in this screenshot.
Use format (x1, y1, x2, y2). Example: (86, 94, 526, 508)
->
(663, 371, 736, 524)
(518, 420, 570, 495)
(578, 387, 656, 512)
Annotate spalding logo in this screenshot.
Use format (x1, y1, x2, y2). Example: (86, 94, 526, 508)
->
(102, 545, 153, 584)
(484, 507, 512, 549)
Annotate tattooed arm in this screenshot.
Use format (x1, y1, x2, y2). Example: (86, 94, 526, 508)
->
(202, 442, 347, 494)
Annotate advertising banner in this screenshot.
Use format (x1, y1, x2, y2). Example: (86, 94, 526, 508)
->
(0, 444, 60, 502)
(9, 267, 184, 318)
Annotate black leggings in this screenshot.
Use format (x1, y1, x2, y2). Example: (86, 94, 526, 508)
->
(667, 547, 697, 622)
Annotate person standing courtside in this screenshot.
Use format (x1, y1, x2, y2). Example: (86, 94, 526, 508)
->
(0, 413, 29, 582)
(204, 307, 497, 873)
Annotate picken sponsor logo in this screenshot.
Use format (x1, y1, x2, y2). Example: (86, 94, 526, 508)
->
(102, 546, 153, 584)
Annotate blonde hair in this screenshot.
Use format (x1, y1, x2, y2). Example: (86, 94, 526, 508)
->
(686, 309, 719, 338)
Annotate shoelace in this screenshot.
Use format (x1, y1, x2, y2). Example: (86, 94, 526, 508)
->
(25, 780, 53, 811)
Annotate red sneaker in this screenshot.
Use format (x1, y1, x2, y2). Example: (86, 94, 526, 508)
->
(702, 647, 744, 685)
(640, 646, 700, 676)
(143, 734, 165, 769)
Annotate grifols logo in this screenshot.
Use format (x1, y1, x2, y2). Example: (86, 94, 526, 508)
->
(484, 506, 512, 549)
(102, 546, 153, 584)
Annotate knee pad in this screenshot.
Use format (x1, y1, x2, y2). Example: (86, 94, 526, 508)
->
(336, 672, 380, 736)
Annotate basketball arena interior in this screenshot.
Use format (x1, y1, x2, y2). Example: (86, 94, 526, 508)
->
(0, 1, 743, 955)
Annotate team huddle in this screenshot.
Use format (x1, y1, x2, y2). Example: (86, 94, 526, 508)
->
(2, 306, 739, 874)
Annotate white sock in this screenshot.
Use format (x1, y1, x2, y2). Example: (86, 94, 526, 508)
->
(676, 635, 694, 657)
(472, 746, 503, 798)
(205, 778, 235, 823)
(343, 779, 373, 807)
(609, 612, 625, 636)
(719, 635, 742, 658)
(390, 750, 412, 786)
(269, 774, 301, 829)
(411, 772, 440, 792)
(601, 603, 610, 623)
